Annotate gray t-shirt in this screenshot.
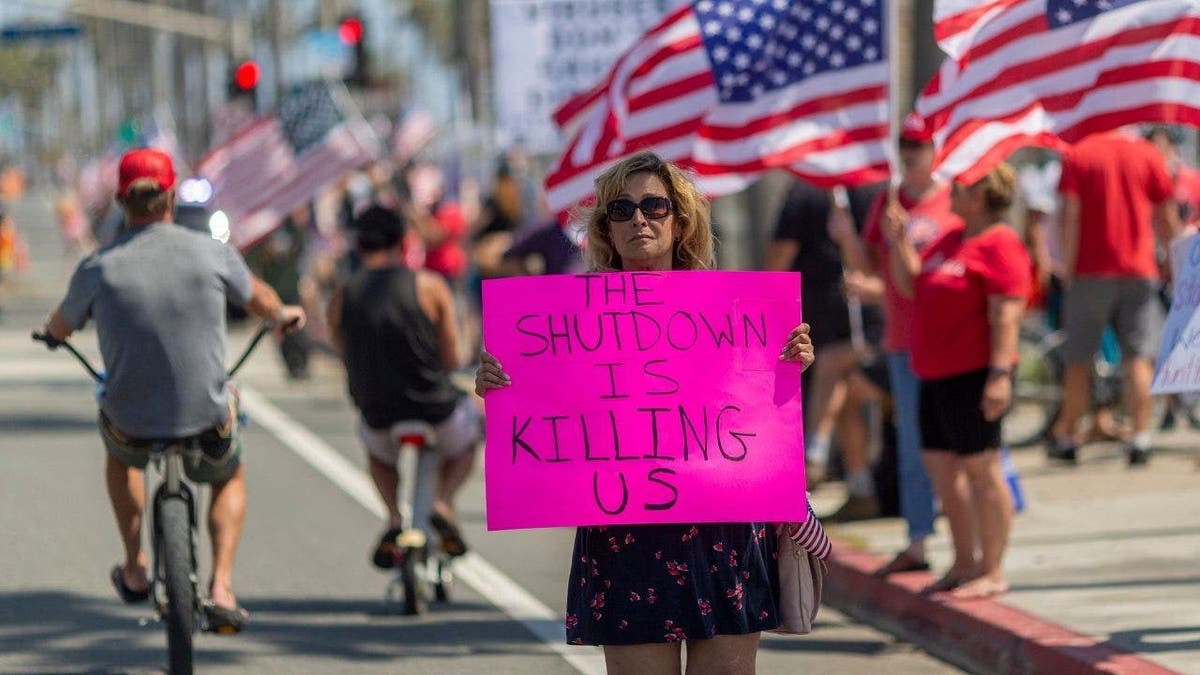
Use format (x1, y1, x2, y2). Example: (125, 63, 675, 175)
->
(60, 222, 254, 437)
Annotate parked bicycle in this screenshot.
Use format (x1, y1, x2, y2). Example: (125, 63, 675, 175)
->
(32, 322, 281, 675)
(1007, 319, 1132, 448)
(379, 421, 456, 616)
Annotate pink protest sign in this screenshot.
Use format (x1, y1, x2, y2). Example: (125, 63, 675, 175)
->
(481, 270, 806, 531)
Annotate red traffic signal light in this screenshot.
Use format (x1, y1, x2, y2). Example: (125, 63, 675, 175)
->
(234, 60, 259, 90)
(338, 17, 363, 45)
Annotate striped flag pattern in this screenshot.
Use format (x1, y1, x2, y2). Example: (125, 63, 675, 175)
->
(197, 81, 379, 251)
(917, 0, 1200, 184)
(544, 0, 892, 215)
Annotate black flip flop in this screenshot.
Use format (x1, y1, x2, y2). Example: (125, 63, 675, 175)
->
(109, 565, 150, 604)
(372, 526, 404, 570)
(204, 601, 249, 634)
(430, 512, 468, 557)
(873, 551, 932, 578)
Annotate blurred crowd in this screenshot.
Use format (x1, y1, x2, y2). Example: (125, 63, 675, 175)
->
(31, 146, 585, 380)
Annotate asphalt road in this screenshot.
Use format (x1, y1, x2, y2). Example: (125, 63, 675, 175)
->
(0, 192, 957, 674)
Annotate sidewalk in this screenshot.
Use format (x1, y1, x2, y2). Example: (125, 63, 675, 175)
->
(812, 437, 1200, 674)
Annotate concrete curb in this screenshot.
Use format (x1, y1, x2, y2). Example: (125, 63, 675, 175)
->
(822, 546, 1183, 675)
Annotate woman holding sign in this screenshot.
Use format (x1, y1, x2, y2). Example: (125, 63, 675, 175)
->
(886, 163, 1030, 600)
(476, 151, 816, 674)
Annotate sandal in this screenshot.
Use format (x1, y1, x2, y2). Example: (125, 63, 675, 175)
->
(204, 601, 249, 634)
(873, 551, 931, 578)
(430, 512, 469, 557)
(372, 526, 404, 570)
(921, 575, 969, 595)
(110, 565, 149, 604)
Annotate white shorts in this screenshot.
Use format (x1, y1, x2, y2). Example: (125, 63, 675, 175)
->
(358, 398, 482, 466)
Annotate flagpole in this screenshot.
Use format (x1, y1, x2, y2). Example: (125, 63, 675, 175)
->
(325, 75, 384, 160)
(887, 0, 902, 192)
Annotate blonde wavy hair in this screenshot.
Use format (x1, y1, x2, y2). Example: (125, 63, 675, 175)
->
(581, 151, 715, 272)
(974, 162, 1018, 214)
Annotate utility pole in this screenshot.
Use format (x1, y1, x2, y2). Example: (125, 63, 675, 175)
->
(268, 0, 284, 108)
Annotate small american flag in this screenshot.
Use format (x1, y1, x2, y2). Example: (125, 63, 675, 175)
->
(545, 0, 892, 214)
(198, 81, 380, 251)
(917, 0, 1200, 184)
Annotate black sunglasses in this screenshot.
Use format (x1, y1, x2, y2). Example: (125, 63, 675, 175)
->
(605, 196, 673, 222)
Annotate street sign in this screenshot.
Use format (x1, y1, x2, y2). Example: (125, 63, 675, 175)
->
(0, 24, 83, 42)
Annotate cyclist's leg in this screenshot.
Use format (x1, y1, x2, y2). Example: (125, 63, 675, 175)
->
(99, 414, 150, 592)
(187, 400, 247, 613)
(207, 463, 246, 612)
(433, 399, 481, 520)
(359, 419, 403, 530)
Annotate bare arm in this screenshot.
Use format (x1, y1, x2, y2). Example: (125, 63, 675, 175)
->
(764, 240, 799, 272)
(418, 270, 460, 371)
(1059, 194, 1081, 288)
(1025, 209, 1055, 285)
(827, 203, 874, 274)
(326, 287, 344, 357)
(43, 308, 74, 342)
(1153, 198, 1184, 246)
(982, 295, 1024, 421)
(245, 275, 306, 330)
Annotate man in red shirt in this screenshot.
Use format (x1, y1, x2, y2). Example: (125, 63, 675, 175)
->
(1050, 128, 1182, 465)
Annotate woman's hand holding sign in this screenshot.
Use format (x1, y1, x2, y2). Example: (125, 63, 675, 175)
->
(780, 323, 815, 371)
(474, 349, 510, 397)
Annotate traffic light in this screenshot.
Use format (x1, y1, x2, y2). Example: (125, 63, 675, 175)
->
(339, 15, 368, 87)
(228, 59, 259, 108)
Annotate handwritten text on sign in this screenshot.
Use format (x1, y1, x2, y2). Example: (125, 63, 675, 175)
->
(481, 271, 806, 530)
(1153, 233, 1200, 393)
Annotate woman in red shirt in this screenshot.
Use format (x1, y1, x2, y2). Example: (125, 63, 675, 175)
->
(886, 163, 1030, 600)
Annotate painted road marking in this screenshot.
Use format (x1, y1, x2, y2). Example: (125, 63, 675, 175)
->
(237, 386, 605, 675)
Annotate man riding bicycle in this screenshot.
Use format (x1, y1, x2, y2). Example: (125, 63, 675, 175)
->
(41, 149, 305, 632)
(327, 205, 481, 569)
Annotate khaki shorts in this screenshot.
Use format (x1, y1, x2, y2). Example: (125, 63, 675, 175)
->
(359, 398, 482, 467)
(99, 398, 243, 484)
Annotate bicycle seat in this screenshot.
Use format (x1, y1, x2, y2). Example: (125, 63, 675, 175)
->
(389, 420, 437, 449)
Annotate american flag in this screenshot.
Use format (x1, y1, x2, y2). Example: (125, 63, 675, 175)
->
(197, 81, 380, 251)
(544, 0, 892, 214)
(917, 0, 1200, 184)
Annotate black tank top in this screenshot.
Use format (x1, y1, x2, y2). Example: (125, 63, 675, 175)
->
(339, 266, 458, 428)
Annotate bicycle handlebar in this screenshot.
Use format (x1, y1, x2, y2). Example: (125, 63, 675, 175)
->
(31, 331, 105, 382)
(31, 317, 299, 382)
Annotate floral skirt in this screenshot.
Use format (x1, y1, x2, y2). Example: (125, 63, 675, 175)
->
(565, 523, 780, 645)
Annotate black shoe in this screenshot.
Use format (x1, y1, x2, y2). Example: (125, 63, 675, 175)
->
(1046, 439, 1078, 464)
(371, 527, 403, 570)
(1160, 409, 1177, 431)
(1127, 445, 1151, 466)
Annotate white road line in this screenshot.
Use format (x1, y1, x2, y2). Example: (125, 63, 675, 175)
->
(237, 386, 606, 675)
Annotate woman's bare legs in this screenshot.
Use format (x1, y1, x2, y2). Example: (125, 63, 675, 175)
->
(921, 451, 979, 590)
(603, 643, 682, 675)
(685, 633, 760, 675)
(953, 450, 1012, 599)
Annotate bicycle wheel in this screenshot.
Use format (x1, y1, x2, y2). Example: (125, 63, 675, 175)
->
(433, 557, 452, 602)
(400, 546, 424, 616)
(1006, 327, 1064, 447)
(158, 496, 196, 674)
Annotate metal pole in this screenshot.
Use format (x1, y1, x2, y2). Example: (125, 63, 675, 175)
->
(269, 0, 284, 109)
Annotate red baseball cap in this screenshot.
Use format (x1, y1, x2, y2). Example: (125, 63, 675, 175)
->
(899, 112, 934, 144)
(118, 148, 176, 197)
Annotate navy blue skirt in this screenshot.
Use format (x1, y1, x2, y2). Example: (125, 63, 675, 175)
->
(565, 523, 780, 645)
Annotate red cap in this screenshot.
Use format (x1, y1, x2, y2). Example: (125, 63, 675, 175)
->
(118, 148, 176, 197)
(900, 112, 934, 144)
